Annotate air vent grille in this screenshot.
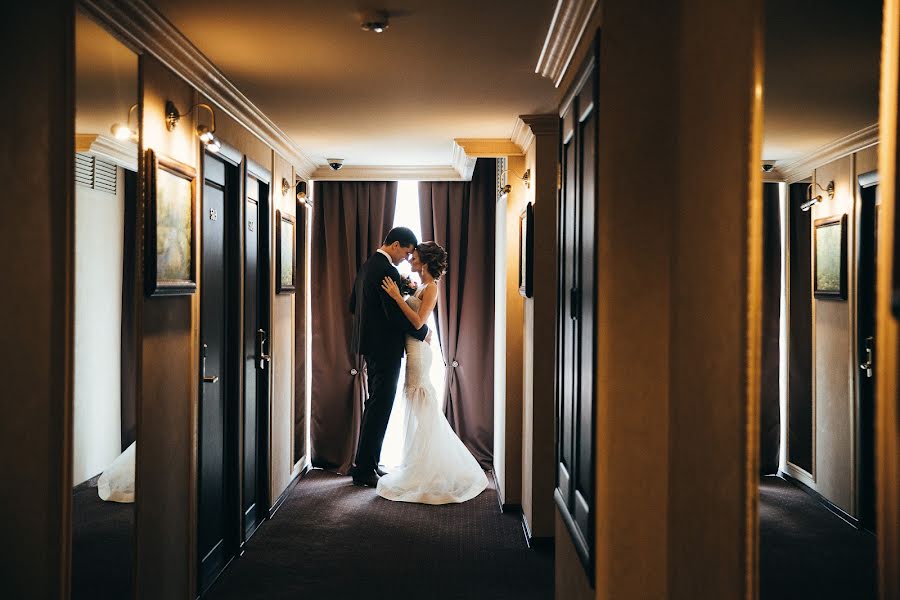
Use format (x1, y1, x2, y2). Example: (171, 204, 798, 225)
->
(75, 153, 117, 195)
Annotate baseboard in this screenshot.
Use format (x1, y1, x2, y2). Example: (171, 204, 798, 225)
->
(268, 463, 310, 519)
(779, 472, 861, 529)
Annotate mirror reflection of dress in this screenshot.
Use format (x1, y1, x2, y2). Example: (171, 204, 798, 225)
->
(376, 287, 488, 504)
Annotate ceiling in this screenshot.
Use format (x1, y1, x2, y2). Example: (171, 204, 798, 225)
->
(147, 0, 559, 170)
(763, 0, 881, 164)
(76, 0, 883, 174)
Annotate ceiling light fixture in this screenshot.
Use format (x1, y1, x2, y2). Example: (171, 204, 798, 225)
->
(361, 11, 390, 33)
(800, 180, 835, 212)
(110, 104, 138, 142)
(165, 100, 221, 153)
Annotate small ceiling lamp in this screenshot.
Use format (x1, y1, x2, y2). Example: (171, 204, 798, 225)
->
(800, 180, 835, 212)
(165, 100, 221, 153)
(110, 104, 138, 142)
(361, 11, 389, 33)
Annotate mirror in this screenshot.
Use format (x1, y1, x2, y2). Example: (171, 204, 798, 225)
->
(72, 11, 138, 599)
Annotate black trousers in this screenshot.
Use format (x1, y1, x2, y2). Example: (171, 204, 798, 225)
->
(353, 353, 402, 472)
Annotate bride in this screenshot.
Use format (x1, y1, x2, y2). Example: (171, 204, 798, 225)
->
(377, 241, 488, 504)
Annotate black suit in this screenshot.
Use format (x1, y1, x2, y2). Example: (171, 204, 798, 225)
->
(349, 252, 427, 472)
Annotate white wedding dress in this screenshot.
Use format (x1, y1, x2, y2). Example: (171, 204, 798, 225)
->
(376, 288, 489, 505)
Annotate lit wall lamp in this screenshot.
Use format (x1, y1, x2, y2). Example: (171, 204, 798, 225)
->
(296, 180, 308, 202)
(165, 100, 221, 153)
(800, 180, 835, 212)
(500, 168, 531, 193)
(110, 104, 138, 142)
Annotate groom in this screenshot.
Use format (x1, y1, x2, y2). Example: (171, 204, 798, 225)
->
(348, 226, 429, 487)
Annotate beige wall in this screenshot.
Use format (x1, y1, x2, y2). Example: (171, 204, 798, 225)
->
(271, 152, 297, 504)
(522, 124, 558, 539)
(73, 169, 125, 485)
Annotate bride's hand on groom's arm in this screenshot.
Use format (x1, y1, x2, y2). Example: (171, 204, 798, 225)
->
(381, 276, 402, 301)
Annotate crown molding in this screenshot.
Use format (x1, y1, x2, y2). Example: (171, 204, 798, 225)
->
(776, 123, 879, 183)
(310, 165, 465, 181)
(511, 118, 535, 153)
(90, 134, 139, 171)
(454, 138, 524, 157)
(451, 142, 478, 180)
(75, 134, 98, 153)
(77, 0, 318, 179)
(535, 0, 599, 88)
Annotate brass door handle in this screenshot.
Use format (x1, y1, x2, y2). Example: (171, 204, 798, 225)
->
(859, 336, 874, 378)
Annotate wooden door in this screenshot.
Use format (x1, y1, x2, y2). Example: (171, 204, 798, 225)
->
(857, 173, 878, 531)
(242, 168, 270, 543)
(555, 38, 598, 577)
(198, 151, 238, 593)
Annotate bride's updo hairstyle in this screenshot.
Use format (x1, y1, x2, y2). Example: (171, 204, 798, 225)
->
(417, 241, 448, 280)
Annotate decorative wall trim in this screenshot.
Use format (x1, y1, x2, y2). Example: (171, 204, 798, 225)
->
(535, 0, 599, 87)
(454, 138, 524, 157)
(451, 141, 478, 180)
(88, 134, 139, 172)
(310, 165, 465, 181)
(511, 118, 535, 154)
(775, 123, 880, 183)
(77, 0, 318, 179)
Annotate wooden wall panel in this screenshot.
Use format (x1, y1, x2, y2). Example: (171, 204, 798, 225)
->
(136, 55, 199, 600)
(0, 2, 74, 597)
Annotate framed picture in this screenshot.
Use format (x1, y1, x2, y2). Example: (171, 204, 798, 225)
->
(519, 202, 533, 298)
(145, 149, 196, 296)
(813, 214, 847, 300)
(276, 210, 296, 293)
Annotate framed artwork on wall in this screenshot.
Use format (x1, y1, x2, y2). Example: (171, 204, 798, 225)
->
(519, 201, 533, 298)
(813, 214, 847, 300)
(145, 149, 196, 296)
(276, 210, 296, 294)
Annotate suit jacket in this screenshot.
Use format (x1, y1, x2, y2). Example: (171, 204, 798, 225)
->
(349, 252, 428, 360)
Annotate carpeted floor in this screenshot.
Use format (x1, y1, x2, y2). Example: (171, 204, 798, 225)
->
(71, 475, 134, 600)
(207, 469, 553, 600)
(759, 475, 876, 600)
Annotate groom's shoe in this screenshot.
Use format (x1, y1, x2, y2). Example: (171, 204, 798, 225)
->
(375, 466, 389, 477)
(350, 467, 380, 488)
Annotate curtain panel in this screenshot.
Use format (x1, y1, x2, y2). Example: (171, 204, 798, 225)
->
(311, 181, 398, 473)
(419, 158, 496, 469)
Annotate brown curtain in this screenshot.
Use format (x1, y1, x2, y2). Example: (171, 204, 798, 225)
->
(418, 158, 495, 469)
(760, 182, 782, 474)
(311, 181, 398, 472)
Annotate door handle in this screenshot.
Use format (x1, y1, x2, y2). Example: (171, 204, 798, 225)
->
(257, 329, 272, 370)
(570, 287, 580, 320)
(201, 343, 219, 384)
(859, 336, 874, 378)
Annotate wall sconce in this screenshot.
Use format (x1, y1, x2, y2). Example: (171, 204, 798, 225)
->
(499, 183, 511, 195)
(110, 104, 138, 142)
(281, 177, 291, 195)
(165, 100, 221, 153)
(800, 180, 835, 212)
(296, 180, 308, 203)
(500, 168, 531, 191)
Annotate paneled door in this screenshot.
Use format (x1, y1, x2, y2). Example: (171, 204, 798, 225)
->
(242, 165, 271, 543)
(857, 171, 879, 532)
(198, 150, 240, 593)
(555, 36, 598, 578)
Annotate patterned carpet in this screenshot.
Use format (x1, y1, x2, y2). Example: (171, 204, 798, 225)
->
(207, 469, 553, 600)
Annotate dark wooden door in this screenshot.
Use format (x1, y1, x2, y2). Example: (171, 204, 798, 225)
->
(555, 37, 598, 577)
(198, 152, 238, 593)
(242, 169, 270, 543)
(857, 175, 878, 531)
